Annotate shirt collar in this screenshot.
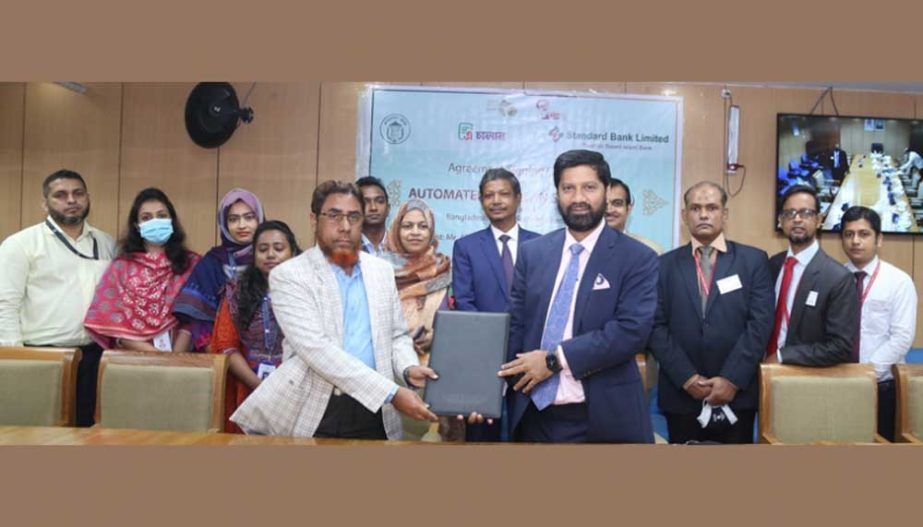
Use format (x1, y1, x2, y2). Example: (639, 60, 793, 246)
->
(845, 255, 880, 274)
(690, 233, 728, 255)
(45, 215, 94, 242)
(564, 219, 605, 255)
(786, 239, 820, 266)
(490, 223, 520, 242)
(329, 261, 362, 279)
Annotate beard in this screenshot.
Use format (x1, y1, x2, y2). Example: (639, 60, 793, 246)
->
(319, 237, 360, 269)
(787, 230, 815, 246)
(48, 202, 90, 226)
(558, 199, 605, 233)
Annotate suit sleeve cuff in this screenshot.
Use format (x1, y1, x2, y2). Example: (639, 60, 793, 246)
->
(384, 383, 399, 404)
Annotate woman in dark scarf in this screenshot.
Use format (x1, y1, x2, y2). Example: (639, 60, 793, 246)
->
(173, 188, 265, 351)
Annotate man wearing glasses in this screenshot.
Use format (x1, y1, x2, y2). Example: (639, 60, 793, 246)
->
(231, 180, 439, 439)
(765, 186, 857, 366)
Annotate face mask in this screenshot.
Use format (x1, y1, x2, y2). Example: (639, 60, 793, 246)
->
(139, 218, 174, 245)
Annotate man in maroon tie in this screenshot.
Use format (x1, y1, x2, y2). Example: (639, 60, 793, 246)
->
(452, 168, 540, 441)
(765, 186, 857, 366)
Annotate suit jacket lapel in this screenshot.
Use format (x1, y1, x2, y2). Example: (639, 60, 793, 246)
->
(788, 250, 822, 339)
(535, 230, 565, 328)
(574, 227, 614, 330)
(309, 247, 343, 340)
(677, 244, 703, 320)
(704, 242, 736, 317)
(477, 227, 510, 301)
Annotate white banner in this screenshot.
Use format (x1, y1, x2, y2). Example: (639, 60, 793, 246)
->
(357, 85, 683, 254)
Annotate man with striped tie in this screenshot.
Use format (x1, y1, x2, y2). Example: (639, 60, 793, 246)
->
(498, 150, 659, 443)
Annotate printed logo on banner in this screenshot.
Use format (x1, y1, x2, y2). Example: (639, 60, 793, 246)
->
(486, 98, 518, 117)
(458, 122, 506, 141)
(642, 189, 669, 215)
(458, 122, 474, 141)
(549, 126, 563, 143)
(380, 114, 411, 144)
(536, 100, 564, 120)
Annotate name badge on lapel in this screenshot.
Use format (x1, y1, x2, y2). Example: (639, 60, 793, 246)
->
(592, 273, 610, 291)
(806, 291, 819, 307)
(716, 274, 742, 295)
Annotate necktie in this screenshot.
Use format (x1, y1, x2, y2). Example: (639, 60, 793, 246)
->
(499, 234, 514, 295)
(697, 245, 713, 315)
(852, 271, 867, 363)
(531, 243, 584, 411)
(767, 256, 798, 357)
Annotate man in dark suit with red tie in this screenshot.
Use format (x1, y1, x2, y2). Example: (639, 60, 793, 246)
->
(650, 182, 773, 444)
(766, 186, 857, 365)
(452, 168, 539, 441)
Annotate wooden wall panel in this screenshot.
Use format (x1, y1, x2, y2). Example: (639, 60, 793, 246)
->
(21, 82, 122, 238)
(0, 83, 24, 240)
(626, 83, 724, 247)
(317, 82, 368, 183)
(119, 83, 218, 254)
(218, 82, 321, 248)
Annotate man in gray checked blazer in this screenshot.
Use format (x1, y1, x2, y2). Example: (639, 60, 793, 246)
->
(231, 181, 438, 439)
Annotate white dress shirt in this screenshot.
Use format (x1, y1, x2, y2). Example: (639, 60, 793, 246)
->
(845, 256, 916, 382)
(544, 220, 606, 405)
(775, 240, 820, 358)
(490, 223, 520, 265)
(0, 217, 115, 347)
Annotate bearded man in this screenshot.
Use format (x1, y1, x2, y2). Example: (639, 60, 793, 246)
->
(231, 180, 438, 439)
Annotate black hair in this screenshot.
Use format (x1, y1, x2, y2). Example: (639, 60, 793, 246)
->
(479, 168, 522, 196)
(608, 178, 633, 205)
(311, 180, 363, 215)
(120, 187, 192, 275)
(779, 185, 820, 213)
(553, 149, 611, 188)
(235, 220, 302, 329)
(355, 176, 389, 205)
(841, 206, 882, 237)
(42, 169, 86, 198)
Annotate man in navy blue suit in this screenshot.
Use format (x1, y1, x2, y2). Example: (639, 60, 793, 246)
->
(498, 150, 658, 443)
(650, 182, 773, 444)
(453, 168, 540, 441)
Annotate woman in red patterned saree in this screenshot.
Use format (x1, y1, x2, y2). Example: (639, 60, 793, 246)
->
(84, 188, 200, 352)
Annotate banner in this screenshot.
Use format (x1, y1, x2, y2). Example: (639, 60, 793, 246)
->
(357, 86, 683, 255)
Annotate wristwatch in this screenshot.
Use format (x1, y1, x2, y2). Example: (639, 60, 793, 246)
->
(545, 351, 562, 374)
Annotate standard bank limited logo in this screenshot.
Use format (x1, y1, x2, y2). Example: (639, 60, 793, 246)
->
(380, 114, 411, 144)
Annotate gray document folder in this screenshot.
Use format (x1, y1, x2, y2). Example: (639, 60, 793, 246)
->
(423, 310, 510, 419)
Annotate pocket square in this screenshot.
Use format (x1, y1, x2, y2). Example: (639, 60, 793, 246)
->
(592, 273, 610, 290)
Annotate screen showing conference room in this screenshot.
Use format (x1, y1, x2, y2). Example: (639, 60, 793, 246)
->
(776, 113, 923, 234)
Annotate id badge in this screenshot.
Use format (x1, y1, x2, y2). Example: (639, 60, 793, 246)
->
(256, 361, 276, 380)
(152, 331, 172, 352)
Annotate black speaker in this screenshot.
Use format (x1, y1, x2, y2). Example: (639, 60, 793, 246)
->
(184, 82, 254, 148)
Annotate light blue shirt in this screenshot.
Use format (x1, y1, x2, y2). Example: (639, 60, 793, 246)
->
(330, 263, 398, 402)
(361, 233, 386, 257)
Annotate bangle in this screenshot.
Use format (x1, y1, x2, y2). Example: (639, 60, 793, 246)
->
(403, 366, 414, 388)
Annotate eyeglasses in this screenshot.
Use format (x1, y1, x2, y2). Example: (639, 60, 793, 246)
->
(780, 208, 818, 220)
(318, 211, 363, 225)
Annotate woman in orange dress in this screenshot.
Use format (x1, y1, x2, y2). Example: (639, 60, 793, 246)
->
(211, 221, 301, 433)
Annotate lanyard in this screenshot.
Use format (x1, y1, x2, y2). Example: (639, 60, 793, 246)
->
(858, 261, 882, 305)
(693, 250, 712, 298)
(45, 219, 99, 260)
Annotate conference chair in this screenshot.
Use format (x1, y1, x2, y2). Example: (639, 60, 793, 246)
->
(758, 363, 887, 444)
(0, 346, 81, 426)
(892, 364, 923, 443)
(95, 351, 227, 433)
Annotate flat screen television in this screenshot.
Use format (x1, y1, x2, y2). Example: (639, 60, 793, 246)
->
(776, 113, 923, 234)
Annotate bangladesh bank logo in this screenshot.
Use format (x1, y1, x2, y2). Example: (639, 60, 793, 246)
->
(380, 114, 411, 144)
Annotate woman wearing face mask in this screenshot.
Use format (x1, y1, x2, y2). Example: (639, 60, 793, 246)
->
(84, 188, 200, 352)
(210, 221, 301, 433)
(173, 188, 265, 352)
